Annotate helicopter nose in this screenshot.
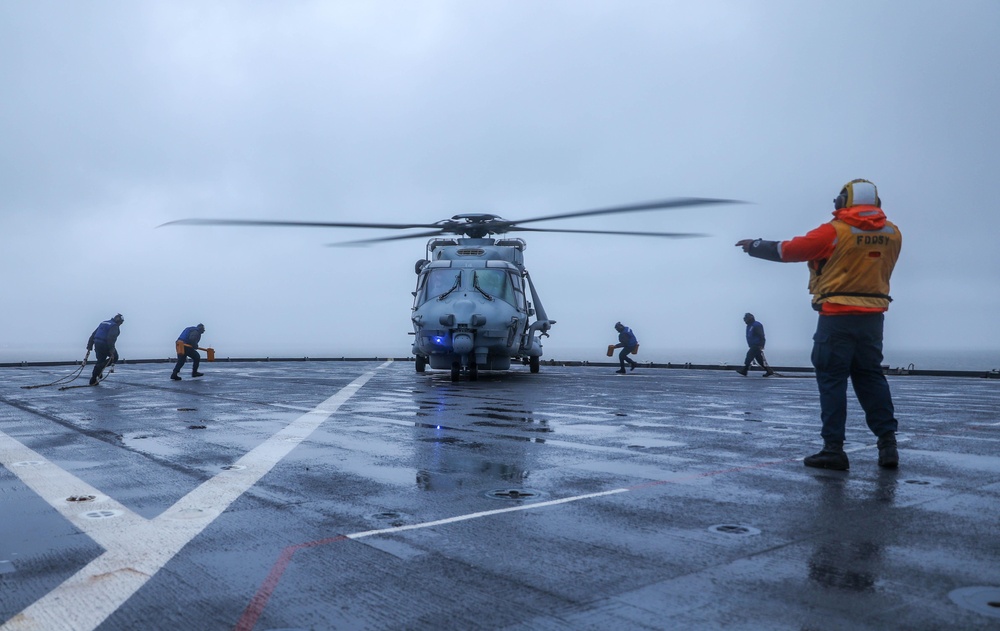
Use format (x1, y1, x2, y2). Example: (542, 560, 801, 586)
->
(452, 300, 475, 323)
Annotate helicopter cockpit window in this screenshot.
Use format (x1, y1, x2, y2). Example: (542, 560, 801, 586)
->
(421, 269, 461, 303)
(473, 269, 516, 306)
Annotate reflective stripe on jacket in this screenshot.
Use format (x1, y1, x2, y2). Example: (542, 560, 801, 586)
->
(779, 205, 902, 315)
(808, 217, 901, 310)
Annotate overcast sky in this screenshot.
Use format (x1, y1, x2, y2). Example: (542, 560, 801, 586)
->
(2, 1, 998, 369)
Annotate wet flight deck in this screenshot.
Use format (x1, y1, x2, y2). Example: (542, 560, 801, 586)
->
(2, 360, 999, 630)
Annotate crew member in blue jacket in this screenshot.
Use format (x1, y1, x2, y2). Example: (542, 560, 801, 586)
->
(737, 313, 774, 377)
(86, 314, 123, 385)
(613, 322, 639, 374)
(171, 323, 206, 381)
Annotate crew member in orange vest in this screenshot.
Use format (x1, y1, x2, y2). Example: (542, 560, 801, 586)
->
(736, 179, 901, 471)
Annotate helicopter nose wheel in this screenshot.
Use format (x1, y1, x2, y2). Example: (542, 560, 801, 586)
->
(529, 355, 540, 373)
(468, 361, 478, 381)
(450, 362, 460, 382)
(415, 355, 427, 373)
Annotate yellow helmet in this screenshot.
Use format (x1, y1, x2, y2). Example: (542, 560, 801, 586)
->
(834, 179, 880, 209)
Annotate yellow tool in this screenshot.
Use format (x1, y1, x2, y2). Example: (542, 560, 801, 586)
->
(608, 344, 639, 356)
(176, 341, 216, 361)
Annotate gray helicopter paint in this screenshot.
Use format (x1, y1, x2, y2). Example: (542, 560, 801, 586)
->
(412, 237, 551, 377)
(430, 240, 525, 265)
(2, 361, 999, 630)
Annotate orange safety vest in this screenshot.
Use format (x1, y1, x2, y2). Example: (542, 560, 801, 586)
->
(808, 217, 901, 310)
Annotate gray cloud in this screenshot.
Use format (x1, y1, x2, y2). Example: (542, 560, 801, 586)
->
(2, 1, 998, 368)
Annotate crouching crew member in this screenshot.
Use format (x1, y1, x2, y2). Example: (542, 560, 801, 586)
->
(171, 323, 206, 381)
(87, 314, 124, 386)
(736, 179, 901, 471)
(613, 322, 639, 374)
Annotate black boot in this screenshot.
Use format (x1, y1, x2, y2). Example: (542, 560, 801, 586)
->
(736, 367, 748, 376)
(804, 441, 850, 471)
(877, 431, 899, 468)
(171, 373, 182, 381)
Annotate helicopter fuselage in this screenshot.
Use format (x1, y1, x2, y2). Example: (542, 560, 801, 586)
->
(411, 237, 553, 380)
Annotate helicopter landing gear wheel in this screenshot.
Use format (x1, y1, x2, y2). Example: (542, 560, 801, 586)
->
(450, 362, 460, 382)
(469, 361, 478, 381)
(415, 355, 427, 373)
(529, 355, 540, 373)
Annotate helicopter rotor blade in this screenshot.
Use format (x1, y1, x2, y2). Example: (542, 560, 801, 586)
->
(161, 196, 746, 241)
(512, 227, 709, 238)
(510, 197, 744, 227)
(325, 230, 451, 247)
(158, 218, 444, 230)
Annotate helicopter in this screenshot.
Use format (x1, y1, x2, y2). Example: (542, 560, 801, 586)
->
(163, 197, 740, 381)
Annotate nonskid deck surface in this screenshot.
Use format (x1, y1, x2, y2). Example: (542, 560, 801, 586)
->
(1, 361, 999, 630)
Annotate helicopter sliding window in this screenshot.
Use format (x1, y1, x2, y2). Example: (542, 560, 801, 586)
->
(510, 271, 525, 306)
(472, 269, 516, 306)
(421, 269, 461, 304)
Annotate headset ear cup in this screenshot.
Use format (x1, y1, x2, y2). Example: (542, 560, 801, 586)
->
(876, 196, 882, 207)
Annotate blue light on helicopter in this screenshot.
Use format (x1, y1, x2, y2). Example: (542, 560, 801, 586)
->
(433, 336, 446, 345)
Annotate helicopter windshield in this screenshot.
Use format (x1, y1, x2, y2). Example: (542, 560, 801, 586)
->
(421, 269, 461, 303)
(473, 269, 517, 306)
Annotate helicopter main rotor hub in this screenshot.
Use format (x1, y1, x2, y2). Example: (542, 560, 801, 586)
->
(443, 214, 511, 239)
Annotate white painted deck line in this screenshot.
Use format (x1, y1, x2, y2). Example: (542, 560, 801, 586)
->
(0, 362, 389, 631)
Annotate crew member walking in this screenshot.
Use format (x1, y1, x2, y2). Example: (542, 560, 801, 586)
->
(86, 314, 123, 386)
(171, 323, 206, 381)
(612, 322, 639, 374)
(737, 313, 774, 377)
(736, 179, 901, 470)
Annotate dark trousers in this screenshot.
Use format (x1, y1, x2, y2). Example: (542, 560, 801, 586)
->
(619, 347, 637, 369)
(91, 343, 117, 380)
(173, 346, 200, 375)
(811, 314, 897, 443)
(743, 346, 769, 370)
